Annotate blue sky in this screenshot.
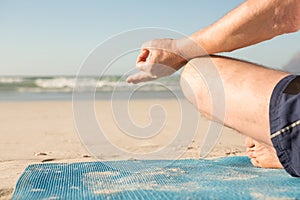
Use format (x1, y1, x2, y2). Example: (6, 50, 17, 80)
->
(1, 0, 300, 76)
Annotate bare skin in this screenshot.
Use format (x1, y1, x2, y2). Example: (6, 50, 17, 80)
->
(246, 137, 283, 169)
(180, 56, 289, 144)
(127, 0, 300, 84)
(179, 56, 288, 168)
(127, 0, 300, 169)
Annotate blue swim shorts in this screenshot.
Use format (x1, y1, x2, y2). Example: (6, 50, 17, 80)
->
(269, 75, 300, 177)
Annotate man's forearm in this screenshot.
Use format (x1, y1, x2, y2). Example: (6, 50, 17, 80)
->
(184, 0, 300, 57)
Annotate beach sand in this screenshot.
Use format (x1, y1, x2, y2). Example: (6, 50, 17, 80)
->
(0, 100, 246, 200)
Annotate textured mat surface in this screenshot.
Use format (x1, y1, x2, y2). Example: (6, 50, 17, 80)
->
(12, 156, 300, 199)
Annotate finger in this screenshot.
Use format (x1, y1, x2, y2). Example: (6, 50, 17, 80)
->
(126, 71, 155, 84)
(136, 49, 150, 64)
(126, 73, 154, 84)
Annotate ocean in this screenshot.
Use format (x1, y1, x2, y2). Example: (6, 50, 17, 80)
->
(0, 76, 183, 101)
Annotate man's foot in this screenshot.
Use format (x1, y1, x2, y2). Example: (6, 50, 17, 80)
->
(245, 137, 283, 169)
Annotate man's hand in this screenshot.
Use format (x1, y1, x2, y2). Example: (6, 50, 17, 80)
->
(126, 39, 187, 84)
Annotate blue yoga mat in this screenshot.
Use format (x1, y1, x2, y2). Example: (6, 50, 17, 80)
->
(12, 156, 300, 199)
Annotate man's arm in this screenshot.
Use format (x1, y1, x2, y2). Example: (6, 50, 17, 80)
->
(185, 0, 300, 56)
(127, 0, 300, 84)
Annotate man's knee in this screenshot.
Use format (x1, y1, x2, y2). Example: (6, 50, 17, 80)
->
(180, 57, 210, 110)
(180, 60, 198, 107)
(180, 56, 223, 119)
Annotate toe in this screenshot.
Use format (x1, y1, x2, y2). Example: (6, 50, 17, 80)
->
(247, 150, 255, 159)
(245, 137, 255, 148)
(250, 158, 261, 168)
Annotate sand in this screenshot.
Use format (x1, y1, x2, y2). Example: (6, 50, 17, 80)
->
(0, 100, 246, 200)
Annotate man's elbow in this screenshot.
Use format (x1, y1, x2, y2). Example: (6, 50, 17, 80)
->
(289, 21, 300, 33)
(284, 14, 300, 33)
(286, 3, 300, 33)
(277, 18, 300, 34)
(275, 1, 300, 34)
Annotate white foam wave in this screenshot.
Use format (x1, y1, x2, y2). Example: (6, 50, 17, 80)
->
(0, 76, 181, 92)
(35, 78, 77, 89)
(0, 77, 24, 83)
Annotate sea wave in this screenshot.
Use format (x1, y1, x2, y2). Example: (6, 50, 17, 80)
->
(0, 76, 181, 92)
(0, 77, 24, 83)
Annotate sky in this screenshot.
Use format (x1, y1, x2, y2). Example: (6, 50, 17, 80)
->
(1, 0, 300, 76)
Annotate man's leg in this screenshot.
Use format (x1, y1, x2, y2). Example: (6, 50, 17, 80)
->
(180, 55, 289, 168)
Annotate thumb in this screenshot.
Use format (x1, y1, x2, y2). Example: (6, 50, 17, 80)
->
(136, 49, 150, 64)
